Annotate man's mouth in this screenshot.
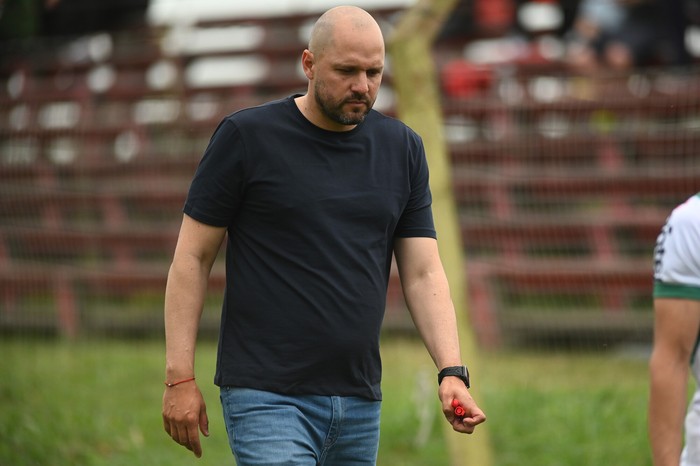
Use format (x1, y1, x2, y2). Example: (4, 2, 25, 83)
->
(346, 100, 367, 107)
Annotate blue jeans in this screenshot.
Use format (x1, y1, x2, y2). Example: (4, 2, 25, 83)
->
(220, 387, 381, 466)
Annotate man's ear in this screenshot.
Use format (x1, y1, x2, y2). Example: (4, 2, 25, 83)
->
(301, 49, 314, 79)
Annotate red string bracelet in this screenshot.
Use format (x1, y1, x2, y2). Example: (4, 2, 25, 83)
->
(164, 377, 195, 388)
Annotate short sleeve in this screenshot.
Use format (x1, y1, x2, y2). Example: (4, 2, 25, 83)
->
(184, 118, 247, 227)
(394, 132, 436, 239)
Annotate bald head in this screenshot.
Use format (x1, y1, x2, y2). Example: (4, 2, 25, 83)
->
(296, 6, 385, 131)
(308, 6, 384, 58)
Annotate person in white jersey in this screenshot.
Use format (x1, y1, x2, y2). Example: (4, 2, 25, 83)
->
(650, 193, 700, 466)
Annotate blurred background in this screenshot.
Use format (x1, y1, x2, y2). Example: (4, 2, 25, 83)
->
(2, 0, 700, 346)
(1, 0, 700, 465)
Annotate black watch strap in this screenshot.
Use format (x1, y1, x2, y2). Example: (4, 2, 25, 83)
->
(438, 365, 470, 388)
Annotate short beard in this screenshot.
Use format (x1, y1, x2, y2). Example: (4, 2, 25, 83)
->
(314, 85, 372, 126)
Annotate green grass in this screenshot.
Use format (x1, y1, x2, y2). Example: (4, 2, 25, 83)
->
(479, 350, 653, 466)
(0, 338, 653, 466)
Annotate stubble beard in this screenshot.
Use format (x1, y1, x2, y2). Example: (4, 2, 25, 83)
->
(314, 83, 374, 126)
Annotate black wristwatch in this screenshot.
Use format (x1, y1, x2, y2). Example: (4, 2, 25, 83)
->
(438, 365, 470, 388)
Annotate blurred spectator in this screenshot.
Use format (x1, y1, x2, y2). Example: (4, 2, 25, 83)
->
(41, 0, 149, 38)
(0, 0, 149, 68)
(565, 0, 690, 71)
(0, 0, 149, 42)
(438, 0, 516, 42)
(0, 0, 41, 41)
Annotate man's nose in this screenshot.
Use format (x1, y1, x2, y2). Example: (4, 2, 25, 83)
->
(351, 73, 370, 94)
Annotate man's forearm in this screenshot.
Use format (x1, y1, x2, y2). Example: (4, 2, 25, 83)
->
(164, 257, 210, 379)
(403, 270, 462, 369)
(649, 354, 688, 466)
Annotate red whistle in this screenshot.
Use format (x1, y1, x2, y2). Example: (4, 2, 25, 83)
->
(452, 399, 466, 418)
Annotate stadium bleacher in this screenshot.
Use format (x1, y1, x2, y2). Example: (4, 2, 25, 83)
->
(1, 3, 699, 347)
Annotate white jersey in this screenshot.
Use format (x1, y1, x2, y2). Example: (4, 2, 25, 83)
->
(653, 193, 700, 465)
(654, 194, 700, 293)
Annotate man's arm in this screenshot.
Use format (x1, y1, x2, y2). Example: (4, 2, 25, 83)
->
(649, 297, 700, 466)
(162, 214, 227, 458)
(393, 236, 486, 434)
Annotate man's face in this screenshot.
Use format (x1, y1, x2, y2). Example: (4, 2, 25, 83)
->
(310, 34, 384, 128)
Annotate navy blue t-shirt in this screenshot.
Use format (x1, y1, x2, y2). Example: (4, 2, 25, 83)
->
(185, 95, 436, 400)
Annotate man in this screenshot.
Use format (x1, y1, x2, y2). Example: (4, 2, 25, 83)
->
(649, 193, 700, 466)
(162, 6, 486, 465)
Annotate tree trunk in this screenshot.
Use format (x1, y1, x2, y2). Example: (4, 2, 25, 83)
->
(387, 2, 493, 465)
